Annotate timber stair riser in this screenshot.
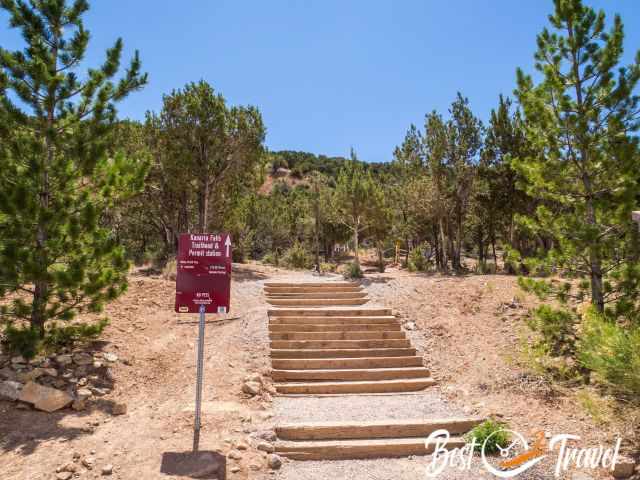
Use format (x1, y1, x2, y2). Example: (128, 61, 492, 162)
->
(268, 308, 392, 317)
(276, 378, 436, 394)
(271, 348, 417, 359)
(265, 287, 363, 294)
(266, 293, 368, 299)
(270, 324, 402, 333)
(270, 331, 406, 340)
(272, 367, 431, 382)
(267, 299, 369, 306)
(275, 437, 466, 460)
(270, 340, 411, 349)
(271, 356, 424, 370)
(264, 282, 359, 288)
(269, 316, 399, 325)
(276, 418, 484, 441)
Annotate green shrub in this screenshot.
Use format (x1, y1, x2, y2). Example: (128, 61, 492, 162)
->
(261, 252, 276, 265)
(526, 305, 578, 357)
(320, 262, 337, 273)
(343, 261, 363, 279)
(2, 319, 108, 358)
(162, 258, 177, 280)
(2, 323, 40, 358)
(578, 309, 640, 400)
(407, 247, 428, 272)
(282, 242, 313, 269)
(465, 419, 510, 454)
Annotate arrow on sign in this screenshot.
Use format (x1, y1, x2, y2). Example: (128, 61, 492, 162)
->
(225, 236, 232, 257)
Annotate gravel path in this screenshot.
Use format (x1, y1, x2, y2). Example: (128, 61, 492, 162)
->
(273, 389, 463, 423)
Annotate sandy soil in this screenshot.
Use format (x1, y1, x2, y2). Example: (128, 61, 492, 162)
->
(1, 263, 635, 480)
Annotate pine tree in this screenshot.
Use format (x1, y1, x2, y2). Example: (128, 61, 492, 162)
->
(0, 0, 147, 340)
(335, 150, 376, 267)
(515, 0, 640, 313)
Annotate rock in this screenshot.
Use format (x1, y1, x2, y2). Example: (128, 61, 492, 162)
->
(571, 473, 594, 480)
(11, 355, 26, 365)
(56, 355, 73, 367)
(236, 441, 249, 450)
(103, 353, 118, 362)
(111, 402, 127, 415)
(101, 464, 113, 476)
(82, 456, 95, 469)
(230, 466, 241, 473)
(56, 472, 73, 480)
(245, 373, 263, 384)
(58, 463, 78, 473)
(256, 430, 277, 442)
(267, 454, 282, 470)
(71, 399, 87, 411)
(0, 367, 17, 381)
(73, 353, 93, 366)
(613, 456, 636, 478)
(242, 381, 261, 396)
(77, 377, 87, 386)
(228, 450, 243, 460)
(405, 321, 417, 331)
(93, 361, 103, 369)
(40, 367, 58, 377)
(256, 441, 275, 453)
(76, 388, 93, 400)
(18, 381, 73, 412)
(0, 380, 23, 401)
(16, 368, 46, 383)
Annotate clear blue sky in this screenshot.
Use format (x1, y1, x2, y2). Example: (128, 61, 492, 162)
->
(1, 1, 639, 163)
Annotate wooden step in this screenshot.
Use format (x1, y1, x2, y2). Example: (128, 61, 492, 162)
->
(275, 378, 435, 394)
(271, 339, 411, 349)
(271, 367, 431, 382)
(269, 323, 401, 333)
(265, 286, 363, 294)
(269, 316, 398, 325)
(271, 356, 424, 370)
(267, 298, 369, 306)
(269, 331, 406, 340)
(269, 308, 392, 317)
(275, 436, 466, 460)
(271, 348, 416, 359)
(266, 292, 368, 299)
(276, 417, 483, 440)
(264, 282, 359, 288)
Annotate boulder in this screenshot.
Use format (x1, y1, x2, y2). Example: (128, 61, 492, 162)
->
(0, 367, 17, 381)
(73, 353, 93, 366)
(55, 355, 73, 367)
(0, 380, 23, 401)
(267, 454, 282, 470)
(18, 381, 73, 412)
(256, 441, 275, 453)
(242, 381, 261, 396)
(613, 456, 636, 478)
(112, 402, 127, 416)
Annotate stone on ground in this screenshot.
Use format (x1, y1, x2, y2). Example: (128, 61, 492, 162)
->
(18, 381, 73, 412)
(0, 380, 22, 401)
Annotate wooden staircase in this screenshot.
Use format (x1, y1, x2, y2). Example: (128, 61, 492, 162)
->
(265, 280, 484, 461)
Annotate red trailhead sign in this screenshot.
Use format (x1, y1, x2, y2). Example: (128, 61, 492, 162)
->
(175, 233, 232, 314)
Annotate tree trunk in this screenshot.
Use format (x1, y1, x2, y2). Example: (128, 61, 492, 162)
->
(439, 217, 448, 273)
(377, 241, 385, 273)
(353, 219, 360, 266)
(198, 178, 209, 232)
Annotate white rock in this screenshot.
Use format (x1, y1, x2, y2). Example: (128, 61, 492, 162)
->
(0, 380, 23, 401)
(103, 353, 118, 362)
(242, 381, 261, 396)
(256, 441, 275, 453)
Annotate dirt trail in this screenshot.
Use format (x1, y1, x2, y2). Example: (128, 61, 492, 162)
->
(1, 264, 629, 480)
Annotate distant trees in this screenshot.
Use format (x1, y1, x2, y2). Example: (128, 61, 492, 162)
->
(0, 0, 147, 342)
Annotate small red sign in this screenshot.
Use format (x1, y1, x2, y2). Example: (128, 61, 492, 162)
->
(175, 233, 232, 314)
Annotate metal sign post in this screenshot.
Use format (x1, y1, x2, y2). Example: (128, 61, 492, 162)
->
(174, 233, 232, 453)
(193, 303, 206, 452)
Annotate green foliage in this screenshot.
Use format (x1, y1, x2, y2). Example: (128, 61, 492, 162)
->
(514, 0, 640, 314)
(3, 319, 108, 359)
(343, 262, 363, 279)
(465, 419, 510, 454)
(408, 247, 429, 272)
(282, 242, 313, 270)
(578, 309, 640, 400)
(0, 0, 147, 338)
(526, 305, 578, 357)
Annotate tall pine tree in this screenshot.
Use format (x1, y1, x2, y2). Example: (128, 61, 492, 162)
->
(0, 0, 147, 340)
(515, 0, 640, 314)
